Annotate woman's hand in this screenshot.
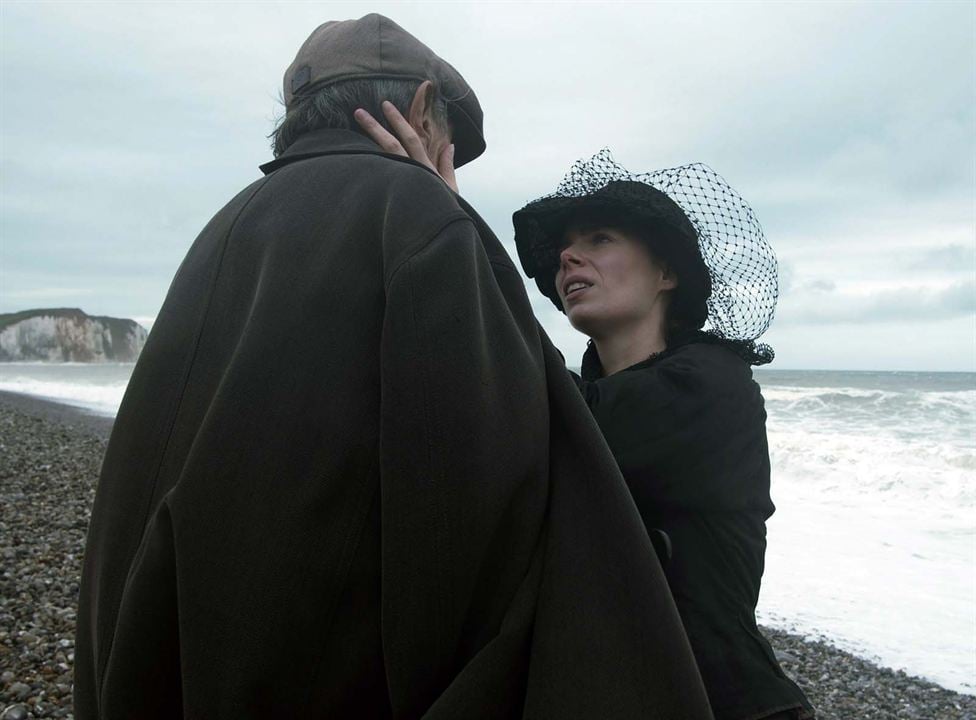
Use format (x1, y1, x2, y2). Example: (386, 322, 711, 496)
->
(354, 96, 458, 193)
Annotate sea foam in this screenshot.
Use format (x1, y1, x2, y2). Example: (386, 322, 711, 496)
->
(0, 363, 132, 416)
(758, 371, 975, 694)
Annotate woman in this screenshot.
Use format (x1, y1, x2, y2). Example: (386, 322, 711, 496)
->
(513, 151, 814, 720)
(355, 107, 813, 720)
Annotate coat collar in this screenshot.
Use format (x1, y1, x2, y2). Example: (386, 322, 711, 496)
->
(580, 330, 707, 381)
(258, 128, 439, 178)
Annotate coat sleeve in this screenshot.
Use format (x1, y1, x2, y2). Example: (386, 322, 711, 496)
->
(582, 345, 770, 512)
(378, 215, 551, 718)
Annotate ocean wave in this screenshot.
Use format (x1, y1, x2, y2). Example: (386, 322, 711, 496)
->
(764, 385, 975, 409)
(0, 377, 126, 416)
(763, 385, 976, 448)
(0, 361, 137, 367)
(763, 385, 895, 401)
(767, 427, 976, 520)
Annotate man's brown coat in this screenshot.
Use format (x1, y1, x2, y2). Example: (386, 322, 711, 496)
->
(74, 129, 712, 719)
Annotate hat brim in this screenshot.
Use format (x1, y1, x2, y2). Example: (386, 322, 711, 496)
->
(447, 101, 485, 168)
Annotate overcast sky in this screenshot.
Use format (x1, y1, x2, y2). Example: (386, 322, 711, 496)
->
(2, 1, 973, 370)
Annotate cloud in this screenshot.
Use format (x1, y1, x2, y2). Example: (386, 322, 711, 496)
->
(1, 1, 973, 370)
(780, 279, 976, 325)
(763, 315, 975, 371)
(914, 244, 976, 272)
(803, 280, 837, 294)
(2, 287, 95, 301)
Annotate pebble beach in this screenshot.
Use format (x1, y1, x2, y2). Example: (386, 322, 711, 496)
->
(0, 393, 973, 719)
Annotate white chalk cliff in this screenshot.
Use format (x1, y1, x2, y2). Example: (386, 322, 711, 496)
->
(0, 308, 148, 362)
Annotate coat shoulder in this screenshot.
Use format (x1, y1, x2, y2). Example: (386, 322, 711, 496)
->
(657, 341, 756, 399)
(265, 152, 473, 279)
(666, 341, 751, 375)
(328, 152, 461, 212)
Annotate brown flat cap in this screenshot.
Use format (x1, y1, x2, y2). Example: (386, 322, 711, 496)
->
(284, 13, 485, 168)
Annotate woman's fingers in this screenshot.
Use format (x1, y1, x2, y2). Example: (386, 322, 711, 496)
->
(379, 98, 436, 171)
(353, 108, 407, 156)
(354, 83, 459, 194)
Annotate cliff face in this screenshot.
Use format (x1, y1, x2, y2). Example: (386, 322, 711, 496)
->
(0, 308, 148, 362)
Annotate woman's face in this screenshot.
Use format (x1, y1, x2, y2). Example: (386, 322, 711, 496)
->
(554, 223, 676, 338)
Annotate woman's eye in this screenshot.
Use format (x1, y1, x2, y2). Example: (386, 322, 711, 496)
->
(591, 233, 611, 245)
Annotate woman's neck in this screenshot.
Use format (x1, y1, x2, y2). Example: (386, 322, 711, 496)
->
(592, 319, 669, 376)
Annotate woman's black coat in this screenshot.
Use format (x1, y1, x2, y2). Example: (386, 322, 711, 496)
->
(577, 339, 815, 720)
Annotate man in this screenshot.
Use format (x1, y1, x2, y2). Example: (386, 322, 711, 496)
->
(74, 14, 713, 719)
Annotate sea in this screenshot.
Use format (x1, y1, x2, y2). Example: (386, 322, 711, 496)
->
(0, 362, 973, 694)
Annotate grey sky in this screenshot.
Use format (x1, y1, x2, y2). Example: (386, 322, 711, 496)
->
(2, 1, 973, 370)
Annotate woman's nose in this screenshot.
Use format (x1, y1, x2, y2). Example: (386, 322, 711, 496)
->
(559, 245, 582, 267)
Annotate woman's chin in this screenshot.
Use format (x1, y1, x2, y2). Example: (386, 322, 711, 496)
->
(566, 306, 604, 337)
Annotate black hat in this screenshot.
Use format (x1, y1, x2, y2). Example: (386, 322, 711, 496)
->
(514, 178, 711, 329)
(513, 150, 778, 358)
(284, 14, 485, 168)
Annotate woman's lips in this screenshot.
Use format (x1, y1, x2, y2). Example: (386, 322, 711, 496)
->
(564, 281, 592, 302)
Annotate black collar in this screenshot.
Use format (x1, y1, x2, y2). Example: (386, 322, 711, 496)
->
(258, 128, 440, 179)
(581, 330, 707, 381)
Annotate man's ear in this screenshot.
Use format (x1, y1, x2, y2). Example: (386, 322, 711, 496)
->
(406, 80, 435, 145)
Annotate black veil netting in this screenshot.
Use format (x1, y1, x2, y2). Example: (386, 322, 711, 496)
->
(513, 149, 778, 365)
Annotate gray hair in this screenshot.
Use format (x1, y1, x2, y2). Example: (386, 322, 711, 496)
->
(270, 78, 449, 157)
